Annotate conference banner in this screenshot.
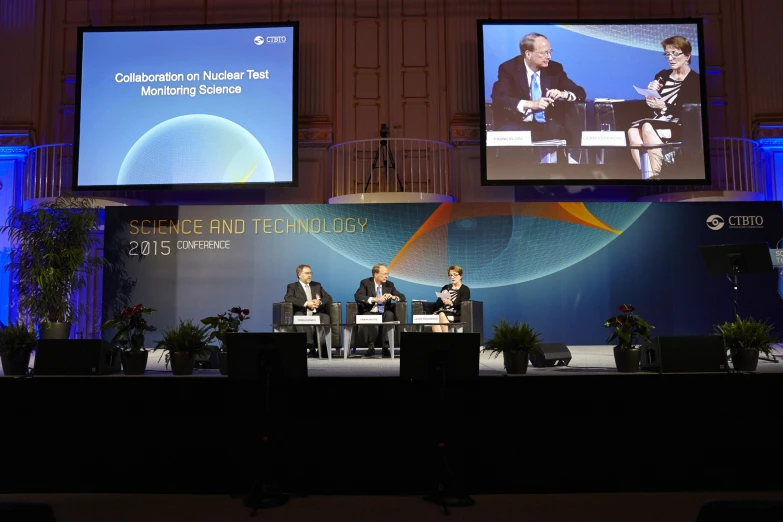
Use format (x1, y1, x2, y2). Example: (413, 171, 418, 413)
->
(103, 202, 783, 345)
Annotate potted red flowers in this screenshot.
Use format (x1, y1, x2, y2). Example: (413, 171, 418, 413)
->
(604, 304, 654, 373)
(102, 304, 157, 375)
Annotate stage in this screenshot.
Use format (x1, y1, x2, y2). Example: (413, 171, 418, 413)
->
(2, 344, 783, 497)
(5, 345, 782, 378)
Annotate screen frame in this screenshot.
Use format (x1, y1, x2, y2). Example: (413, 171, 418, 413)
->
(72, 21, 299, 191)
(477, 18, 711, 187)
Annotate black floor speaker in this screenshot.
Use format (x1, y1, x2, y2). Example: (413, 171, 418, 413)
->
(528, 343, 572, 367)
(640, 336, 728, 373)
(34, 339, 121, 376)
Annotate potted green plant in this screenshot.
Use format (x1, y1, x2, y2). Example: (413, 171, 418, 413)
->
(1, 195, 104, 339)
(715, 315, 776, 372)
(604, 304, 654, 373)
(0, 322, 38, 376)
(156, 319, 210, 376)
(483, 319, 542, 375)
(201, 306, 250, 375)
(101, 304, 157, 375)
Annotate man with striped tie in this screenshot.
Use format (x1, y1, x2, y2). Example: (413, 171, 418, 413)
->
(354, 264, 406, 357)
(490, 32, 585, 144)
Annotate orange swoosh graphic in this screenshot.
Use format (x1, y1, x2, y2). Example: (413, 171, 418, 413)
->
(388, 203, 619, 271)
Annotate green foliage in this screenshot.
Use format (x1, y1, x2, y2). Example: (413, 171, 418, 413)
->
(156, 319, 210, 358)
(604, 304, 654, 351)
(201, 306, 250, 350)
(101, 304, 157, 352)
(0, 322, 37, 355)
(1, 195, 104, 325)
(715, 315, 776, 357)
(483, 318, 542, 358)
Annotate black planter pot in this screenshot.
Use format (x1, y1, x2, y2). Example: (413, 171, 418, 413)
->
(503, 350, 529, 375)
(1, 349, 33, 376)
(121, 351, 149, 375)
(38, 322, 71, 340)
(170, 352, 194, 375)
(613, 346, 640, 373)
(219, 350, 228, 375)
(732, 349, 759, 372)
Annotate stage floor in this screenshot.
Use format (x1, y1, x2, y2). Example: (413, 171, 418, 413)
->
(5, 345, 782, 377)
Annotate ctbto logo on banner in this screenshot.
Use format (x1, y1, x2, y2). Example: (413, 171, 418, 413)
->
(706, 214, 763, 231)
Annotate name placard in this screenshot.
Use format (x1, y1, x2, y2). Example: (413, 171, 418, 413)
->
(770, 249, 783, 267)
(412, 315, 440, 324)
(293, 316, 321, 325)
(356, 315, 383, 324)
(581, 131, 627, 147)
(486, 131, 532, 147)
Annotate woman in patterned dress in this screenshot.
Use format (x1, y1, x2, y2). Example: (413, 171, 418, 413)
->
(627, 35, 701, 179)
(431, 265, 471, 333)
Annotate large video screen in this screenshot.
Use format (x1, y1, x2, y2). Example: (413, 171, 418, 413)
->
(74, 23, 298, 190)
(479, 20, 709, 185)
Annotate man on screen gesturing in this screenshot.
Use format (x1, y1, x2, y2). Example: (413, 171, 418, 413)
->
(491, 32, 586, 143)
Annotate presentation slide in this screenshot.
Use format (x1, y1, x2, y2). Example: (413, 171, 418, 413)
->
(74, 23, 297, 189)
(479, 20, 709, 185)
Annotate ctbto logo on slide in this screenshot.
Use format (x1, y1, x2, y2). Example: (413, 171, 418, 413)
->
(253, 36, 264, 45)
(706, 214, 764, 231)
(706, 215, 724, 231)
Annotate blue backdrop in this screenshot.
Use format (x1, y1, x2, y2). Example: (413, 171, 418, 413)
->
(103, 202, 783, 345)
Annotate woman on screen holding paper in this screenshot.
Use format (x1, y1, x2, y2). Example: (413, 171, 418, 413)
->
(627, 35, 700, 180)
(431, 266, 470, 333)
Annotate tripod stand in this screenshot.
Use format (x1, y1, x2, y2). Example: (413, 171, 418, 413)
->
(364, 138, 404, 193)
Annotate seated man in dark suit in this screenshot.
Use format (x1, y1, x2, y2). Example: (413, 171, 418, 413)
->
(353, 263, 406, 357)
(491, 32, 586, 147)
(284, 264, 333, 358)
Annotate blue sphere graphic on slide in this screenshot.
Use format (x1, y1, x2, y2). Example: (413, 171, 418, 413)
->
(118, 114, 274, 185)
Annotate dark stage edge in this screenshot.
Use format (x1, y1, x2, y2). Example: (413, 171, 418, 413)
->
(1, 371, 781, 496)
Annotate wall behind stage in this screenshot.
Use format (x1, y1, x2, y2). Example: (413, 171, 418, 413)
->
(103, 202, 783, 345)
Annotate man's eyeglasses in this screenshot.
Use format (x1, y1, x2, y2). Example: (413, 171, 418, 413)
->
(663, 51, 684, 58)
(532, 50, 552, 57)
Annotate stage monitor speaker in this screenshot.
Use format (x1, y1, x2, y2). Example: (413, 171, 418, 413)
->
(640, 336, 728, 373)
(529, 343, 572, 367)
(225, 332, 307, 380)
(399, 332, 480, 381)
(0, 502, 57, 521)
(34, 339, 121, 376)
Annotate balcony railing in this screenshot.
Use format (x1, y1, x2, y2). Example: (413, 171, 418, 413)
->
(21, 143, 149, 203)
(19, 138, 770, 204)
(712, 137, 769, 194)
(23, 143, 72, 200)
(328, 138, 455, 199)
(639, 137, 769, 200)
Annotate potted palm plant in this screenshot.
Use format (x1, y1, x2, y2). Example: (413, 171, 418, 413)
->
(156, 319, 210, 376)
(604, 304, 654, 373)
(483, 319, 542, 375)
(1, 195, 104, 339)
(0, 323, 38, 376)
(101, 304, 157, 375)
(201, 306, 250, 375)
(715, 315, 776, 372)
